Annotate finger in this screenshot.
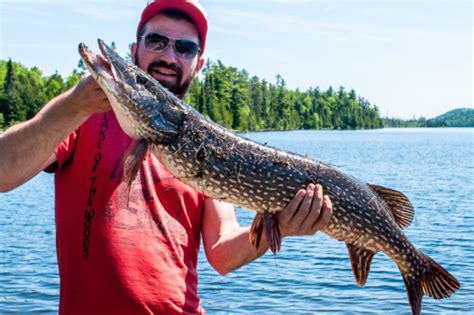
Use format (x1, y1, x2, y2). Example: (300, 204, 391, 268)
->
(312, 195, 333, 232)
(278, 188, 305, 224)
(310, 184, 323, 215)
(80, 75, 95, 87)
(301, 184, 323, 232)
(291, 184, 315, 226)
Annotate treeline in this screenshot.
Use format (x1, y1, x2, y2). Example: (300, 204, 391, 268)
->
(185, 60, 382, 131)
(383, 117, 447, 128)
(0, 59, 82, 129)
(383, 108, 474, 128)
(0, 58, 383, 131)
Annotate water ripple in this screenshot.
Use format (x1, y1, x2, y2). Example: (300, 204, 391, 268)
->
(1, 128, 473, 313)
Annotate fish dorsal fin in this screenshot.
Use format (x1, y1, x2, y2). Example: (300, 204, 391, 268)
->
(346, 244, 376, 287)
(368, 184, 415, 229)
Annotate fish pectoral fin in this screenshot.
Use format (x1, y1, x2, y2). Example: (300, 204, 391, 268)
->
(368, 184, 415, 229)
(122, 139, 150, 188)
(249, 211, 281, 254)
(346, 243, 376, 287)
(249, 212, 264, 250)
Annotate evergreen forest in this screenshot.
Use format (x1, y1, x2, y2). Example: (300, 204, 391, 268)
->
(0, 59, 384, 132)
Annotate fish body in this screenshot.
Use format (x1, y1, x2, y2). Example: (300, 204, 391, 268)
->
(79, 40, 460, 315)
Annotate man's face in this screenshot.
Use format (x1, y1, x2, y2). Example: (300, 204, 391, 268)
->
(131, 14, 204, 99)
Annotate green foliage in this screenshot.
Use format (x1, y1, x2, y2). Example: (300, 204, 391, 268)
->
(0, 58, 384, 131)
(186, 60, 383, 131)
(430, 108, 474, 127)
(0, 59, 85, 128)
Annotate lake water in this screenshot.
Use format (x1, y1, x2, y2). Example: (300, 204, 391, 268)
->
(1, 128, 473, 314)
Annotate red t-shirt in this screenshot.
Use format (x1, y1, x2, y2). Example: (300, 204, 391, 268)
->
(50, 111, 205, 314)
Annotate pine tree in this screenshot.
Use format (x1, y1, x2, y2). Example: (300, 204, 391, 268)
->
(0, 59, 26, 126)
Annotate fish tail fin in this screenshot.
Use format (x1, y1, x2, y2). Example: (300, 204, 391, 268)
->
(249, 211, 281, 254)
(401, 253, 460, 315)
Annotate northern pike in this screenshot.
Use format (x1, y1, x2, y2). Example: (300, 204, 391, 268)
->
(78, 40, 460, 315)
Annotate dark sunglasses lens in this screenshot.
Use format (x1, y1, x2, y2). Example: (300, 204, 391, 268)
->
(175, 40, 200, 59)
(144, 33, 168, 51)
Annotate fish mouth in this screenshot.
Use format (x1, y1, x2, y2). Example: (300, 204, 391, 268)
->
(79, 40, 144, 96)
(78, 39, 185, 142)
(78, 42, 115, 81)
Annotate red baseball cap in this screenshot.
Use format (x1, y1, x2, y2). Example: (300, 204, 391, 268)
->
(137, 0, 208, 55)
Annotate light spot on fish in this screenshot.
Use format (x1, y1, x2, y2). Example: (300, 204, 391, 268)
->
(210, 178, 220, 185)
(351, 213, 361, 220)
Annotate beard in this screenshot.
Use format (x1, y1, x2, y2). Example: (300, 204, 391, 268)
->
(134, 53, 193, 99)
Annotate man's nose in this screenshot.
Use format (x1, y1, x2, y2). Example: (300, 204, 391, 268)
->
(159, 43, 178, 63)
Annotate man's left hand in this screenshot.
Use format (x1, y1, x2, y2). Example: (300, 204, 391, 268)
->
(277, 184, 333, 238)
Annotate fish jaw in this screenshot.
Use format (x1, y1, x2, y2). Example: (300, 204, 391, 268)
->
(78, 43, 121, 97)
(78, 42, 146, 140)
(78, 41, 182, 143)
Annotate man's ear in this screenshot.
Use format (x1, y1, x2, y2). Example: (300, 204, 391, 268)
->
(131, 43, 138, 64)
(191, 57, 205, 80)
(197, 56, 205, 72)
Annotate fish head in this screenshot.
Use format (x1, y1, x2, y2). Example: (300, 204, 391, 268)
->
(78, 39, 188, 143)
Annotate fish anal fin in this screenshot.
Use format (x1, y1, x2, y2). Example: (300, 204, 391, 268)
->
(249, 211, 281, 254)
(368, 184, 415, 229)
(346, 243, 376, 287)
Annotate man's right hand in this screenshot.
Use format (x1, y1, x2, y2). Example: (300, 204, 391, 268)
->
(67, 75, 111, 115)
(0, 76, 110, 192)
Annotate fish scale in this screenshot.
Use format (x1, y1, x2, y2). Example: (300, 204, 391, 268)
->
(79, 39, 460, 315)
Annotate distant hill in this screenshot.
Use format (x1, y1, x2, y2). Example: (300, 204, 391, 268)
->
(427, 108, 474, 127)
(383, 108, 474, 128)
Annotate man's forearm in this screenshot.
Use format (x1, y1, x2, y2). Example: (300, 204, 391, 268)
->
(204, 185, 333, 275)
(207, 225, 270, 275)
(0, 89, 91, 192)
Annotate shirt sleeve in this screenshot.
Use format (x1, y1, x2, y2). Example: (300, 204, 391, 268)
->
(44, 128, 80, 173)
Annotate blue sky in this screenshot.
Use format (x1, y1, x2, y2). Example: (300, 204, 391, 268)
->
(1, 0, 472, 119)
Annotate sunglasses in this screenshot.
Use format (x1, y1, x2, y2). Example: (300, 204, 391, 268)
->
(141, 32, 201, 60)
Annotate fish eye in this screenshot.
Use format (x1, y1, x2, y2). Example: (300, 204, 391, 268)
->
(136, 74, 148, 85)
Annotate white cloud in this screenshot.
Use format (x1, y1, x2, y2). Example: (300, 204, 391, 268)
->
(210, 7, 468, 44)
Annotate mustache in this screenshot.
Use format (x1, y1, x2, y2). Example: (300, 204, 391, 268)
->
(147, 61, 183, 78)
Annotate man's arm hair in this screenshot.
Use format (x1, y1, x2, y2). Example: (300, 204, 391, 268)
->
(0, 76, 110, 192)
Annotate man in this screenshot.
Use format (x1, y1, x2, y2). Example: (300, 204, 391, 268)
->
(0, 0, 333, 314)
